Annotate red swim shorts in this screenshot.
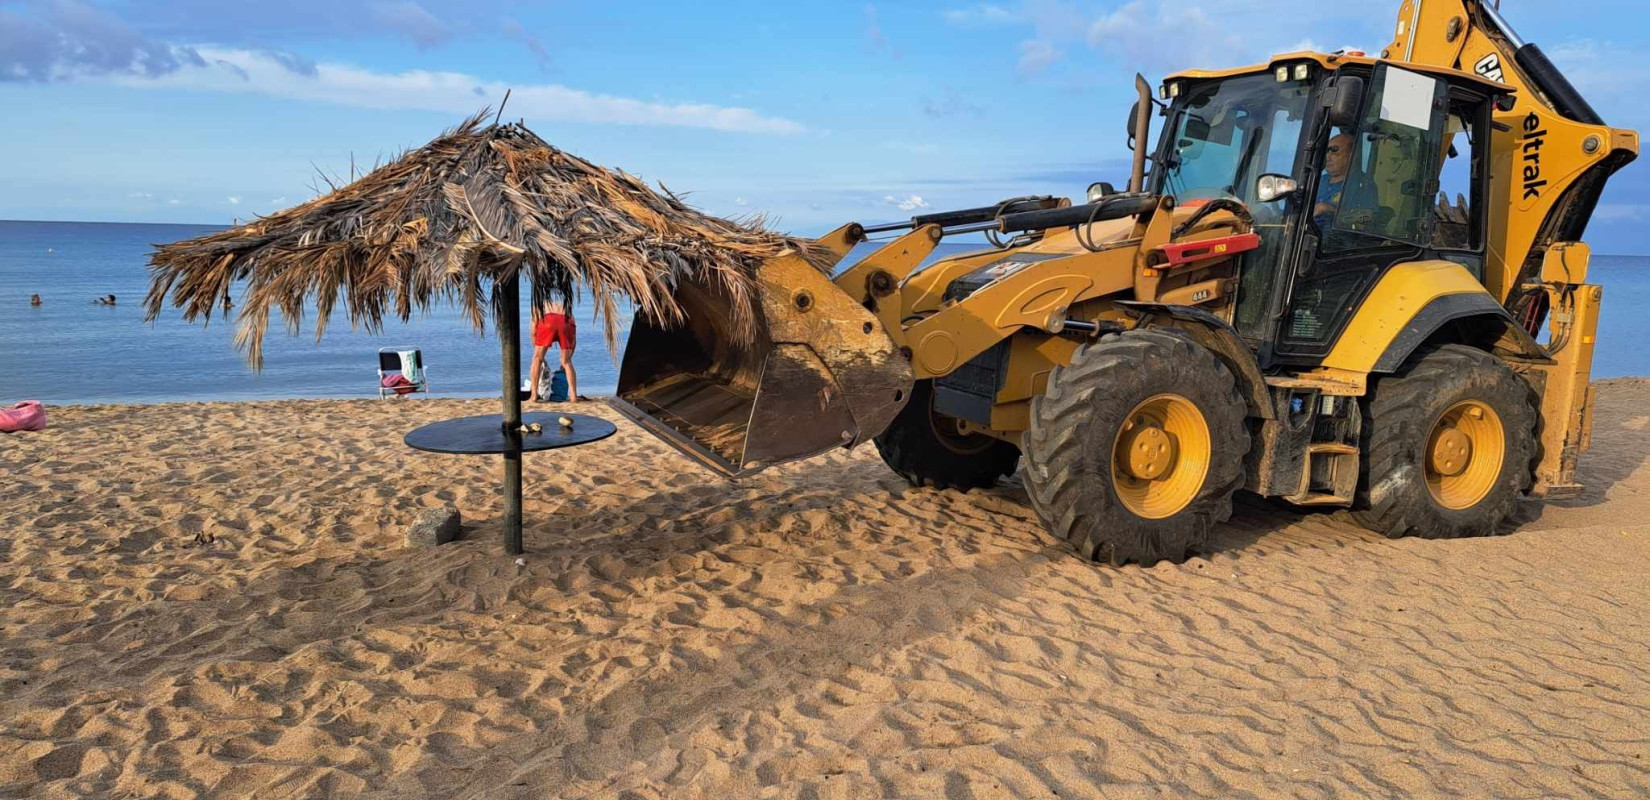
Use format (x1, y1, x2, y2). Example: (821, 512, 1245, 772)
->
(534, 313, 575, 349)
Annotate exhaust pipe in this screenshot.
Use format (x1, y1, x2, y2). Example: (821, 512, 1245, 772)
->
(1130, 74, 1153, 193)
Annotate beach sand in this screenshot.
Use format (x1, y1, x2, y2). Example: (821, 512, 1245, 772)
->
(3, 381, 1649, 798)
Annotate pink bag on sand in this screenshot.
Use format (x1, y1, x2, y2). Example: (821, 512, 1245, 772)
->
(0, 401, 46, 433)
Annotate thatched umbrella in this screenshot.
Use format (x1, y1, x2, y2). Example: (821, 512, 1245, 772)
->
(146, 111, 824, 553)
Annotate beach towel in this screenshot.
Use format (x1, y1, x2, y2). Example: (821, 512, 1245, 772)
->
(399, 349, 423, 384)
(380, 374, 418, 396)
(0, 401, 46, 433)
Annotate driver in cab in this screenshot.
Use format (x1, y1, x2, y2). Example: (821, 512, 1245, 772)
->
(1313, 131, 1353, 230)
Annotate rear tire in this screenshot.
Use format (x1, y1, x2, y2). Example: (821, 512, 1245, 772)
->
(1353, 344, 1537, 539)
(1023, 330, 1250, 566)
(873, 380, 1020, 490)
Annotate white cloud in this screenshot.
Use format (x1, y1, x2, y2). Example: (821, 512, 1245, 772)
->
(370, 1, 449, 48)
(1534, 39, 1650, 129)
(942, 4, 1018, 25)
(924, 89, 984, 118)
(128, 191, 154, 199)
(1022, 0, 1086, 40)
(103, 48, 805, 135)
(1546, 40, 1650, 101)
(166, 198, 182, 206)
(882, 140, 937, 154)
(865, 5, 894, 56)
(1087, 2, 1246, 72)
(884, 194, 929, 211)
(227, 196, 241, 205)
(734, 197, 749, 206)
(1018, 39, 1063, 75)
(1595, 204, 1648, 222)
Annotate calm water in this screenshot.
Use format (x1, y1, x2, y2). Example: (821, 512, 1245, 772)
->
(3, 219, 1649, 405)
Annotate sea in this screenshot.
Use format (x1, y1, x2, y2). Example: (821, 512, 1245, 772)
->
(3, 219, 1649, 406)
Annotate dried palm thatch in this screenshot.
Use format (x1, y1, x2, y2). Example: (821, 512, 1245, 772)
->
(146, 111, 825, 368)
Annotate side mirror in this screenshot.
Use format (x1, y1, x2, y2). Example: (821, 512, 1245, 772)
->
(1087, 182, 1117, 203)
(1127, 101, 1141, 146)
(1256, 174, 1299, 202)
(1329, 76, 1365, 127)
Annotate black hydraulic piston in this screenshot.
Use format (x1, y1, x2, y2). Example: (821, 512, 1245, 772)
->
(942, 193, 1160, 236)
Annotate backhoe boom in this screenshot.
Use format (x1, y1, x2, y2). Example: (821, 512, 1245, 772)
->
(1386, 0, 1638, 494)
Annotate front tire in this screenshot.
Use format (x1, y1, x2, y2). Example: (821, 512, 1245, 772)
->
(1023, 330, 1250, 566)
(873, 380, 1020, 490)
(1353, 344, 1538, 539)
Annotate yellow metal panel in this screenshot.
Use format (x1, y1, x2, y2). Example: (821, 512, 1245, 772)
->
(1386, 0, 1468, 68)
(1464, 23, 1619, 301)
(1531, 284, 1601, 494)
(1540, 241, 1590, 285)
(810, 222, 866, 266)
(995, 275, 1095, 329)
(905, 246, 1140, 380)
(1381, 2, 1638, 304)
(834, 224, 940, 305)
(834, 224, 942, 348)
(1165, 51, 1506, 92)
(1320, 260, 1490, 373)
(899, 247, 1007, 317)
(998, 333, 1079, 405)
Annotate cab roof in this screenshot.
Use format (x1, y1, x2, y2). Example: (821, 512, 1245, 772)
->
(1164, 51, 1514, 94)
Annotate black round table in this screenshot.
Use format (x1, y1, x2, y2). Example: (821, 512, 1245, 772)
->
(405, 412, 617, 454)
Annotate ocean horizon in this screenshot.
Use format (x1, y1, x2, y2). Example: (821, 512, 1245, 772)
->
(4, 218, 1650, 407)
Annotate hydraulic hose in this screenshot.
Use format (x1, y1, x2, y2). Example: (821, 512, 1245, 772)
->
(1172, 198, 1253, 238)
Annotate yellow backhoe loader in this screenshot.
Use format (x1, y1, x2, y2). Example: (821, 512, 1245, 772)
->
(610, 0, 1638, 565)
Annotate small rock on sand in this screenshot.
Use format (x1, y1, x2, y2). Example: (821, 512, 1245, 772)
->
(406, 508, 461, 547)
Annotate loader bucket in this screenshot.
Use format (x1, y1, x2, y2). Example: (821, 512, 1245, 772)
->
(610, 253, 913, 477)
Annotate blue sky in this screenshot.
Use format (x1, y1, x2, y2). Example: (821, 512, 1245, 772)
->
(3, 0, 1647, 251)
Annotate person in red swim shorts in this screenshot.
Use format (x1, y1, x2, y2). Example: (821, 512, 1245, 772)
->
(528, 298, 584, 402)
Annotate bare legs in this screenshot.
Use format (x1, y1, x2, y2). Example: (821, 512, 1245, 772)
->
(561, 344, 581, 401)
(527, 344, 549, 402)
(528, 342, 583, 402)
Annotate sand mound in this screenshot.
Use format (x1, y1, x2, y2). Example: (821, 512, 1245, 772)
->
(3, 382, 1649, 798)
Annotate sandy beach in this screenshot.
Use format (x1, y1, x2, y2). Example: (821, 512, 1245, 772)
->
(2, 381, 1648, 798)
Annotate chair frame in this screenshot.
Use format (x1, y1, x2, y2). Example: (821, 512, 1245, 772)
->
(377, 347, 431, 399)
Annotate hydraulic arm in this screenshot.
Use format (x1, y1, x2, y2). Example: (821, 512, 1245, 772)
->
(1387, 0, 1638, 495)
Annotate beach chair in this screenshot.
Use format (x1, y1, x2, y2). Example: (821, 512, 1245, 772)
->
(378, 347, 430, 398)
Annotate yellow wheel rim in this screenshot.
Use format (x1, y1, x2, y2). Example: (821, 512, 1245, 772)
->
(1110, 394, 1211, 519)
(1425, 399, 1504, 510)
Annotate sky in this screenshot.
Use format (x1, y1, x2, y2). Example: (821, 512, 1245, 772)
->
(2, 0, 1648, 251)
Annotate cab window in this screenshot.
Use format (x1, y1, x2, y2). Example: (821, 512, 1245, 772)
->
(1431, 92, 1486, 253)
(1322, 65, 1447, 252)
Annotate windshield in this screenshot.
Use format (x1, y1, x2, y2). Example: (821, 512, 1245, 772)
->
(1154, 74, 1313, 204)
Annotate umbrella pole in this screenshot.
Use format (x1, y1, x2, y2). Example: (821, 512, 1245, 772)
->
(497, 270, 524, 555)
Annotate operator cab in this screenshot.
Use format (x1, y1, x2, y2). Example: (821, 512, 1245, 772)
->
(1148, 54, 1509, 368)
